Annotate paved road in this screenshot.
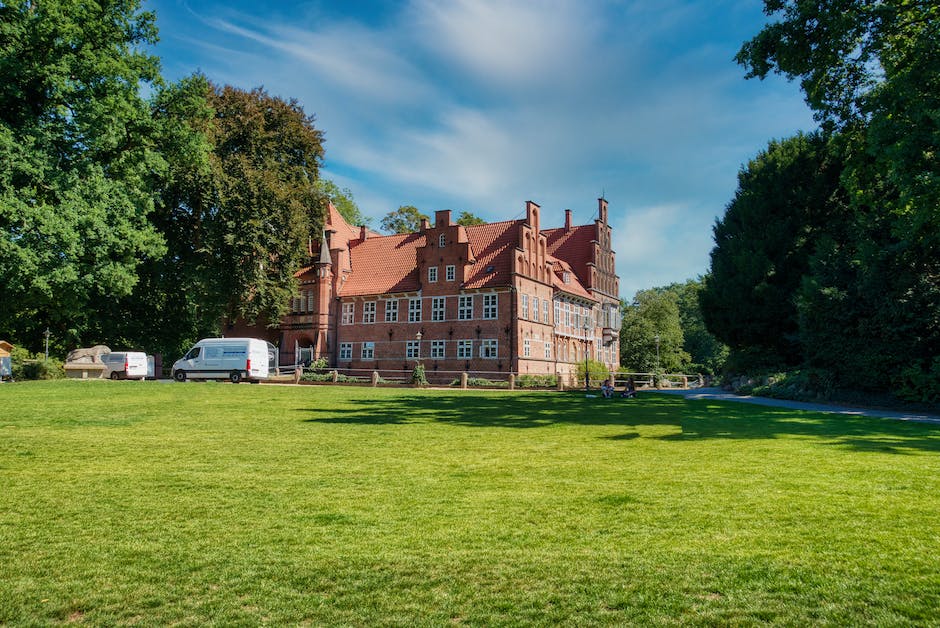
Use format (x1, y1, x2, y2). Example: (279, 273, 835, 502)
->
(655, 387, 940, 425)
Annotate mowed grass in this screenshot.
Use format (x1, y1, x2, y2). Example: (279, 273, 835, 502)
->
(2, 382, 940, 625)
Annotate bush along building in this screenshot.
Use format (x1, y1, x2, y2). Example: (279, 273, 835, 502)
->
(270, 198, 621, 379)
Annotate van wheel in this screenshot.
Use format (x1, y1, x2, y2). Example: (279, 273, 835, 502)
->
(110, 372, 121, 381)
(173, 370, 186, 383)
(230, 370, 243, 384)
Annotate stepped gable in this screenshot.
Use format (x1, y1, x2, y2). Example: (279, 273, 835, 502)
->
(462, 220, 522, 290)
(341, 232, 427, 296)
(543, 224, 595, 289)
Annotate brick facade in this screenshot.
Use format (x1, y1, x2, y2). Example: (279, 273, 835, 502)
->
(261, 198, 621, 377)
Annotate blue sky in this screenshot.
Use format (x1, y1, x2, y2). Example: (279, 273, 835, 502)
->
(147, 0, 816, 298)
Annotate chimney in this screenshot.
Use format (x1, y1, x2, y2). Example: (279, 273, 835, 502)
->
(360, 225, 368, 241)
(565, 209, 572, 232)
(435, 209, 452, 228)
(420, 217, 430, 231)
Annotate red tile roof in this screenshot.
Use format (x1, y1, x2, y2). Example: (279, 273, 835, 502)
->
(341, 232, 427, 296)
(549, 256, 596, 301)
(544, 224, 595, 288)
(463, 220, 521, 289)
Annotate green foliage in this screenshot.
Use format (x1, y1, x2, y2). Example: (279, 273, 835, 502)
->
(455, 211, 485, 226)
(515, 374, 558, 388)
(575, 359, 613, 386)
(9, 346, 63, 380)
(317, 179, 368, 226)
(619, 291, 688, 372)
(381, 205, 429, 234)
(736, 1, 940, 396)
(0, 0, 166, 350)
(656, 279, 728, 375)
(410, 363, 428, 387)
(700, 133, 847, 370)
(109, 77, 326, 358)
(895, 358, 940, 405)
(448, 377, 508, 388)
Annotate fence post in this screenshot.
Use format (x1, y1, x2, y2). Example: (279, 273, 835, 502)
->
(331, 369, 338, 383)
(557, 374, 565, 391)
(460, 372, 468, 389)
(371, 371, 379, 387)
(508, 373, 515, 390)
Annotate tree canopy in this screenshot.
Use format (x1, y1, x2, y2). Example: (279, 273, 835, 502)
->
(317, 179, 368, 227)
(715, 0, 939, 400)
(0, 0, 166, 350)
(456, 211, 485, 226)
(381, 205, 429, 234)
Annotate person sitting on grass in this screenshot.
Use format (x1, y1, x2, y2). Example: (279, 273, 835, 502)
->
(601, 379, 614, 398)
(621, 377, 637, 399)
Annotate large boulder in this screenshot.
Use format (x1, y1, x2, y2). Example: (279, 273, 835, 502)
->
(66, 345, 111, 364)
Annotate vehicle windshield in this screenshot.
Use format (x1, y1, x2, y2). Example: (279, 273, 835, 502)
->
(184, 347, 201, 360)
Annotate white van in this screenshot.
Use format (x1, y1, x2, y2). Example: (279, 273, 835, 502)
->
(172, 338, 273, 384)
(101, 351, 148, 380)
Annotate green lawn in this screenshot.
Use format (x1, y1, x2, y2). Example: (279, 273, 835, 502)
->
(2, 381, 939, 625)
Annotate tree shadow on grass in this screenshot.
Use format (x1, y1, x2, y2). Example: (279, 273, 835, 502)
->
(300, 391, 940, 454)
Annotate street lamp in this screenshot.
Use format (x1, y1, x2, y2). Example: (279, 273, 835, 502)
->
(654, 333, 661, 387)
(44, 328, 51, 361)
(415, 330, 422, 361)
(583, 319, 592, 392)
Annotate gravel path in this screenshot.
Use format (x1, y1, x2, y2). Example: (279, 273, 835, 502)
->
(655, 387, 940, 425)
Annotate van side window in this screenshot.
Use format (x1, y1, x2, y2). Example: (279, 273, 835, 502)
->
(205, 347, 222, 359)
(185, 347, 201, 360)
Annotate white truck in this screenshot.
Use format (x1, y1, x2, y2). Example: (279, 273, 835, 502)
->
(172, 338, 274, 384)
(101, 351, 149, 380)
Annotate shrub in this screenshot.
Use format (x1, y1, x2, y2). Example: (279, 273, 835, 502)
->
(10, 347, 64, 380)
(410, 363, 428, 387)
(516, 374, 558, 388)
(449, 377, 508, 388)
(575, 359, 611, 386)
(894, 358, 940, 405)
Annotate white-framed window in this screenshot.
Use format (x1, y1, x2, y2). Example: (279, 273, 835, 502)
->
(339, 343, 352, 361)
(292, 296, 302, 313)
(430, 340, 445, 359)
(428, 266, 438, 283)
(483, 293, 498, 319)
(406, 340, 420, 359)
(543, 299, 549, 324)
(574, 307, 581, 330)
(533, 297, 539, 322)
(361, 342, 374, 360)
(439, 234, 446, 248)
(480, 339, 498, 359)
(458, 295, 473, 320)
(432, 296, 446, 321)
(342, 302, 354, 325)
(409, 298, 421, 322)
(446, 265, 455, 281)
(362, 301, 376, 324)
(523, 338, 531, 357)
(384, 299, 398, 322)
(554, 301, 560, 327)
(563, 271, 571, 284)
(521, 294, 529, 319)
(544, 342, 552, 359)
(457, 340, 473, 359)
(564, 302, 571, 327)
(307, 290, 314, 312)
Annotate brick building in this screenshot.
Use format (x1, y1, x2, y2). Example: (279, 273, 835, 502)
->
(268, 198, 621, 378)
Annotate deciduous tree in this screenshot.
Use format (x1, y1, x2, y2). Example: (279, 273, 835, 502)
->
(0, 0, 165, 350)
(381, 205, 428, 234)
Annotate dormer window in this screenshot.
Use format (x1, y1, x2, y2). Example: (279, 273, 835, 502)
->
(439, 234, 446, 248)
(563, 272, 571, 284)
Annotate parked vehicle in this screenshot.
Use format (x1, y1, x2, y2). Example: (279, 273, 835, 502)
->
(101, 351, 148, 380)
(172, 338, 273, 384)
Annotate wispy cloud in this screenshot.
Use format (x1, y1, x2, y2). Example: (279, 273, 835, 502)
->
(151, 0, 815, 294)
